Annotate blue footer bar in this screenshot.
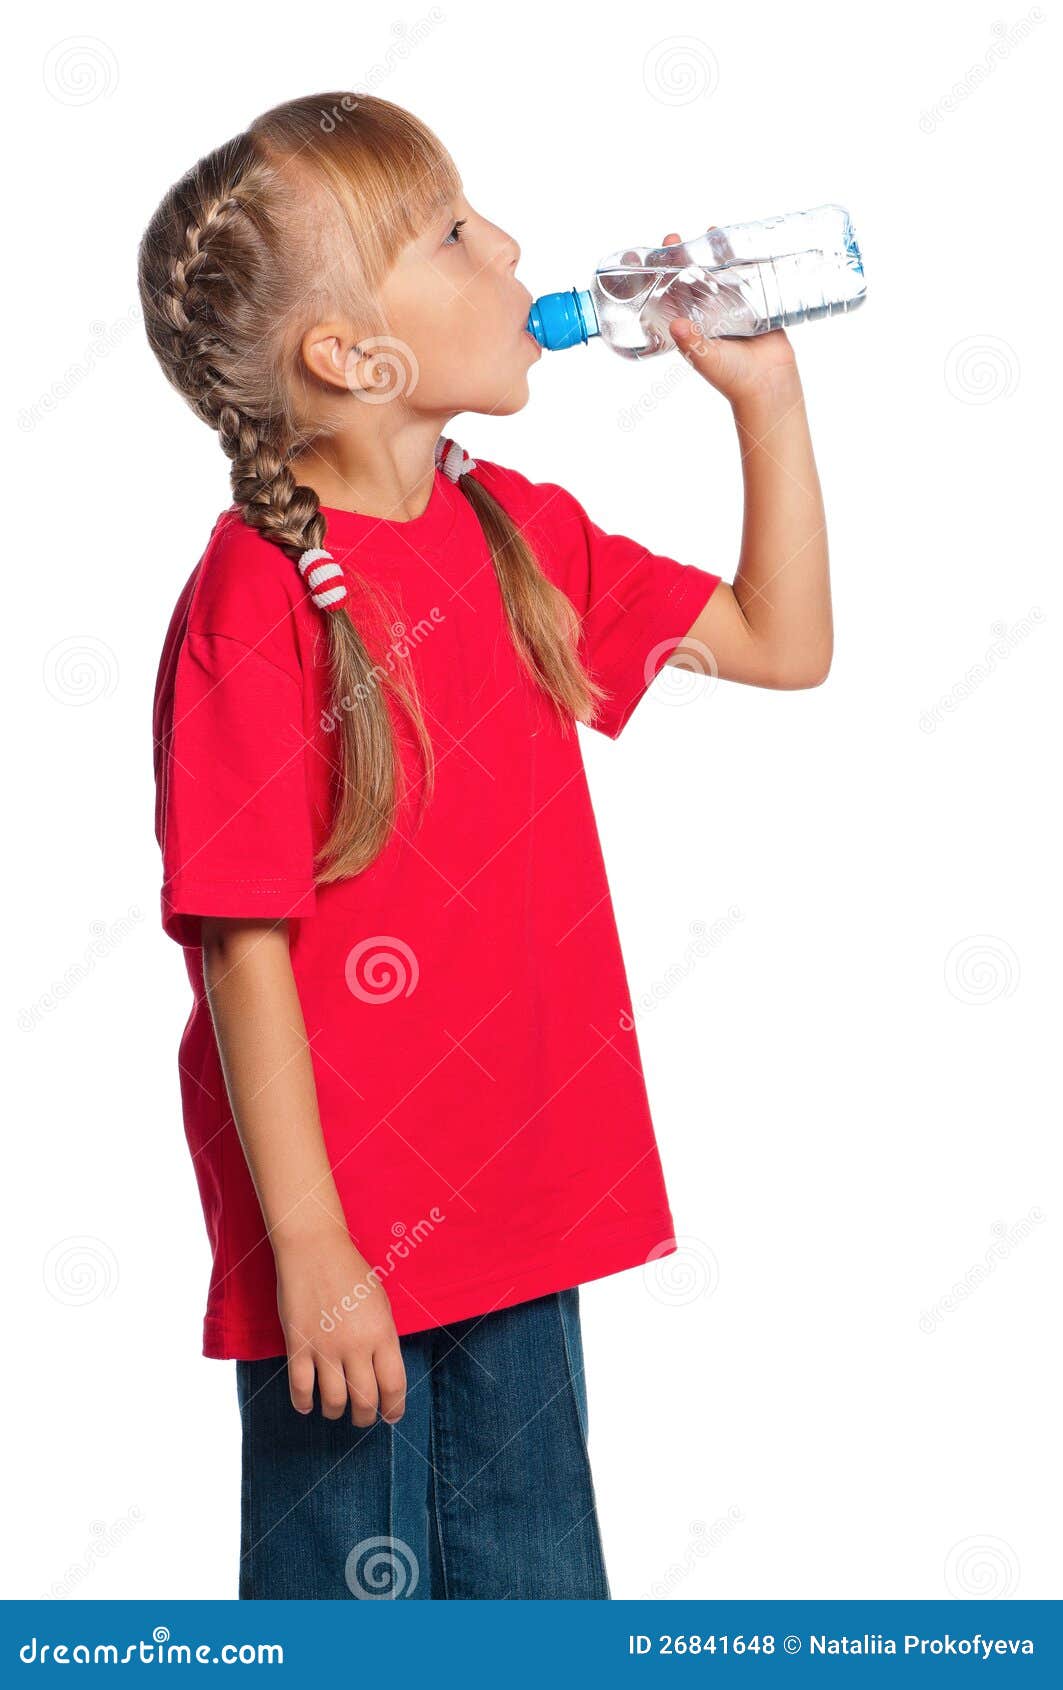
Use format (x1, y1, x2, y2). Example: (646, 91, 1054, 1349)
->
(3, 1600, 1061, 1682)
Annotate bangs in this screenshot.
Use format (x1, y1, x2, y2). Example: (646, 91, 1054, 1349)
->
(250, 93, 463, 290)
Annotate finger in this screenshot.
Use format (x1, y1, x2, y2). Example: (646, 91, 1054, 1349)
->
(316, 1352, 350, 1420)
(345, 1361, 380, 1428)
(375, 1347, 408, 1424)
(287, 1346, 316, 1415)
(670, 318, 717, 363)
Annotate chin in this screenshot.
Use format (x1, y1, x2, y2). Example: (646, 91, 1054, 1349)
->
(456, 370, 532, 420)
(490, 377, 533, 418)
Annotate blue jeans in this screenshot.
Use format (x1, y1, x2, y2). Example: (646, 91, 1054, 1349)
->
(235, 1287, 611, 1599)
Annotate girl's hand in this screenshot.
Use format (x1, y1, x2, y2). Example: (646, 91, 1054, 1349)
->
(274, 1221, 407, 1425)
(661, 229, 800, 408)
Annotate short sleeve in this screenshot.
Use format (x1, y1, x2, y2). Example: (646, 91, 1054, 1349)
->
(471, 462, 723, 739)
(156, 631, 318, 947)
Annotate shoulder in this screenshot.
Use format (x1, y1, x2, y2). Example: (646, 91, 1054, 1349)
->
(184, 508, 316, 681)
(467, 457, 592, 550)
(466, 457, 604, 613)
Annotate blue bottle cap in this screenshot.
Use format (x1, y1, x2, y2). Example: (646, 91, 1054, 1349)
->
(526, 288, 599, 350)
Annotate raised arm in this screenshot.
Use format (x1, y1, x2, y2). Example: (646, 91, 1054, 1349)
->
(661, 232, 833, 691)
(201, 916, 406, 1425)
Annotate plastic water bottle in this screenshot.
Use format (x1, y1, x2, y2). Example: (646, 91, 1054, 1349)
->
(526, 204, 865, 359)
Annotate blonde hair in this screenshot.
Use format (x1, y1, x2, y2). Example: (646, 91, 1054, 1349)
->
(137, 92, 605, 884)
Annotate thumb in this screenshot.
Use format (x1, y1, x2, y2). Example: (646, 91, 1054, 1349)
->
(670, 317, 711, 356)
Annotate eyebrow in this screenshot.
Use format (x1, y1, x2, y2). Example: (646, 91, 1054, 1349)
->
(417, 187, 464, 242)
(425, 186, 463, 217)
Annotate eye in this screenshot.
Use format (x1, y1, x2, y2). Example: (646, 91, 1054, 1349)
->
(443, 218, 467, 247)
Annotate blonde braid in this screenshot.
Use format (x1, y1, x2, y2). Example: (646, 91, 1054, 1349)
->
(138, 132, 434, 880)
(142, 141, 323, 561)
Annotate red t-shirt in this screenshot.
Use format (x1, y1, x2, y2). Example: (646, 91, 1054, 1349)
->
(153, 456, 721, 1358)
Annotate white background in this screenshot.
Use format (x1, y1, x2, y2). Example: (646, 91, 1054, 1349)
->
(6, 0, 1059, 1603)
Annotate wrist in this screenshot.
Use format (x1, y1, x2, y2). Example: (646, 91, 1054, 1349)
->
(269, 1202, 352, 1262)
(731, 363, 804, 425)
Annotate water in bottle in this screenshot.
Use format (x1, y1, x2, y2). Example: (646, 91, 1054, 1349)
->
(526, 204, 865, 359)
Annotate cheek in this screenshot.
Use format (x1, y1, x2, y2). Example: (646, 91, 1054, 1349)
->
(419, 316, 505, 390)
(399, 291, 527, 405)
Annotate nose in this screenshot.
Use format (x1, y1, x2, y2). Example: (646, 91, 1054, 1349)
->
(496, 227, 521, 270)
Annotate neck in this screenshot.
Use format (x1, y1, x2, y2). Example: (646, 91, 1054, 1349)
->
(288, 417, 455, 520)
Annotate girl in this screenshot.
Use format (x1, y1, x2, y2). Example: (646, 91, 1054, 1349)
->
(140, 92, 831, 1601)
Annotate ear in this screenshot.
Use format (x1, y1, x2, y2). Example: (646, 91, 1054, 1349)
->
(299, 321, 370, 395)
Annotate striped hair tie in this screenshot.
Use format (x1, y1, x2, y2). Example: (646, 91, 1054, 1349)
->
(434, 434, 478, 481)
(297, 547, 347, 613)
